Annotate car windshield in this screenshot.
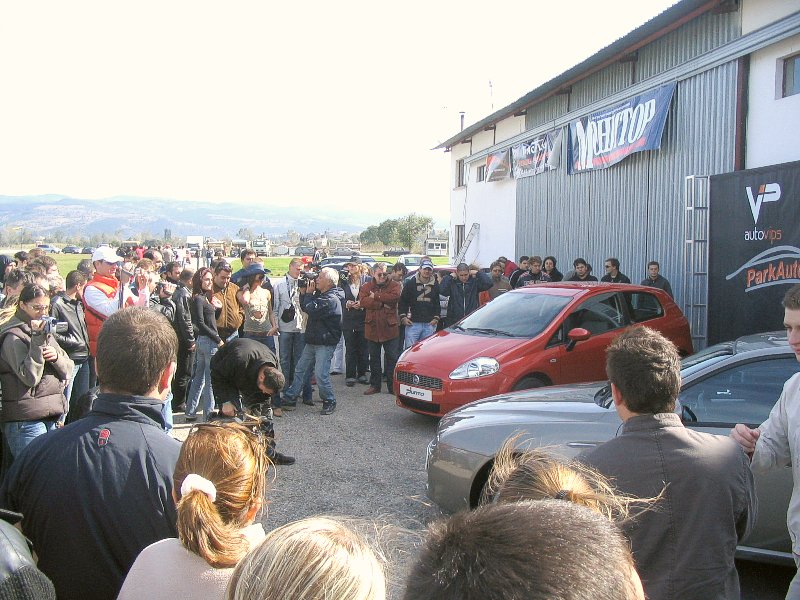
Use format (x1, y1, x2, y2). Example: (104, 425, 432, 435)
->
(404, 256, 422, 266)
(453, 291, 572, 338)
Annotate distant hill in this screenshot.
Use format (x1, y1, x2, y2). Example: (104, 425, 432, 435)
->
(0, 195, 416, 240)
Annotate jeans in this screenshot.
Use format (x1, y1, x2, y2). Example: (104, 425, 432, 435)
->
(343, 328, 369, 380)
(171, 344, 194, 408)
(330, 335, 344, 373)
(369, 337, 399, 392)
(161, 391, 174, 434)
(242, 332, 282, 407)
(3, 420, 57, 460)
(186, 336, 218, 420)
(278, 332, 312, 401)
(63, 359, 90, 422)
(404, 322, 435, 349)
(284, 343, 336, 404)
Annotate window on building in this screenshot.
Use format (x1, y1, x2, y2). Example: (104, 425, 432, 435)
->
(455, 159, 466, 188)
(455, 225, 465, 255)
(783, 53, 800, 98)
(476, 165, 486, 182)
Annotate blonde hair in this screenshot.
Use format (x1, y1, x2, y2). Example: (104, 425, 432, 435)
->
(226, 517, 386, 600)
(174, 422, 268, 568)
(485, 438, 657, 521)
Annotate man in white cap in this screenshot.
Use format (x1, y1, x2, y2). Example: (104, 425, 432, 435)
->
(83, 247, 148, 358)
(398, 258, 441, 349)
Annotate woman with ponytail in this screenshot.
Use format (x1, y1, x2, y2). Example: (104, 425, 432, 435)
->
(118, 421, 268, 599)
(0, 283, 73, 461)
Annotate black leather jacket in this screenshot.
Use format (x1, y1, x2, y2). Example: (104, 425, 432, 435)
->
(0, 513, 56, 599)
(49, 292, 89, 361)
(171, 283, 195, 347)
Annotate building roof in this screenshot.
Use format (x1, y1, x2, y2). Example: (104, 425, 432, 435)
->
(434, 0, 726, 150)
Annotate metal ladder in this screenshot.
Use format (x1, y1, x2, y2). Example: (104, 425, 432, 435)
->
(454, 223, 479, 265)
(683, 175, 710, 350)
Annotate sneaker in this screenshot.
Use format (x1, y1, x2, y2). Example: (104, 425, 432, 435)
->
(282, 400, 297, 411)
(273, 408, 283, 417)
(357, 375, 368, 384)
(346, 378, 356, 387)
(321, 402, 336, 415)
(302, 398, 315, 406)
(330, 371, 342, 375)
(271, 452, 296, 466)
(363, 387, 380, 396)
(184, 415, 197, 422)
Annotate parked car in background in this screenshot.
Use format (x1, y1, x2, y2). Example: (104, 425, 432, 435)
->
(332, 247, 353, 255)
(36, 244, 61, 254)
(383, 247, 409, 257)
(425, 331, 798, 564)
(81, 247, 95, 255)
(395, 282, 692, 417)
(398, 254, 425, 267)
(319, 256, 377, 271)
(295, 246, 315, 257)
(61, 245, 81, 254)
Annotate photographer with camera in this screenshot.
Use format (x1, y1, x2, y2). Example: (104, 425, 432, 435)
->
(281, 267, 344, 415)
(0, 283, 73, 461)
(210, 337, 295, 465)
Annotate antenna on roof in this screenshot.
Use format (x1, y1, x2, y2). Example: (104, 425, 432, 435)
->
(489, 80, 493, 111)
(459, 111, 465, 131)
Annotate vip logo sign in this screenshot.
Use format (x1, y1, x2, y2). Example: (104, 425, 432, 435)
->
(746, 183, 782, 224)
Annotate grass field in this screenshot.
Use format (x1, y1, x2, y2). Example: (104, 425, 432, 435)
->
(47, 253, 451, 277)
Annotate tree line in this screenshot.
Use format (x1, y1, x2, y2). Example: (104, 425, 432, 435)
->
(359, 214, 434, 251)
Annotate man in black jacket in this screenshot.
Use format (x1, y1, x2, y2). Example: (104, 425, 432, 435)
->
(281, 267, 344, 415)
(171, 268, 195, 410)
(0, 308, 181, 600)
(399, 258, 441, 349)
(50, 269, 90, 423)
(211, 337, 294, 465)
(440, 263, 493, 324)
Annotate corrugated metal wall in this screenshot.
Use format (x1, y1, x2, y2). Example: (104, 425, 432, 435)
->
(515, 62, 738, 314)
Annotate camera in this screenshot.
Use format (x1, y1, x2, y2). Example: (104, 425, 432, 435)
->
(297, 271, 319, 289)
(40, 316, 68, 335)
(207, 402, 275, 443)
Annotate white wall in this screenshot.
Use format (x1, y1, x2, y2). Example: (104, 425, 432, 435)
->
(742, 0, 800, 34)
(447, 114, 525, 265)
(746, 32, 800, 168)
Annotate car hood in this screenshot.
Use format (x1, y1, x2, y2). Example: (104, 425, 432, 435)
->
(401, 330, 522, 369)
(437, 382, 616, 437)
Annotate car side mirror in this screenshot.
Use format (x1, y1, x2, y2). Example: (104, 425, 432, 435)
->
(566, 327, 591, 351)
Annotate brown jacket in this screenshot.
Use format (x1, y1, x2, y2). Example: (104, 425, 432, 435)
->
(358, 279, 401, 343)
(213, 282, 243, 340)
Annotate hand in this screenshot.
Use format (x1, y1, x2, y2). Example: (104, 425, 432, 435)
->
(218, 340, 225, 347)
(401, 316, 410, 326)
(221, 402, 236, 417)
(41, 346, 58, 362)
(135, 272, 148, 291)
(189, 343, 196, 352)
(352, 301, 361, 309)
(306, 280, 317, 293)
(252, 310, 264, 319)
(346, 300, 355, 309)
(429, 318, 439, 327)
(211, 296, 223, 309)
(267, 325, 278, 336)
(731, 423, 760, 457)
(29, 319, 46, 332)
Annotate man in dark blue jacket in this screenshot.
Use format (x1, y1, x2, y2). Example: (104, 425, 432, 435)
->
(282, 267, 343, 415)
(0, 308, 181, 600)
(440, 263, 493, 325)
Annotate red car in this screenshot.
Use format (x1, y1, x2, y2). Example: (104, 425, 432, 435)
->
(394, 282, 693, 417)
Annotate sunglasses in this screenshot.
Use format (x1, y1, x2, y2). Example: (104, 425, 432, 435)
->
(25, 303, 49, 312)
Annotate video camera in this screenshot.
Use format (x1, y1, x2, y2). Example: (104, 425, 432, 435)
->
(207, 402, 275, 446)
(297, 270, 319, 289)
(40, 316, 68, 335)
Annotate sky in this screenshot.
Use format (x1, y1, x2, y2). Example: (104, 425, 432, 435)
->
(0, 0, 677, 223)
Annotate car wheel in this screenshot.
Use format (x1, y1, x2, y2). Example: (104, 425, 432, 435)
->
(511, 376, 546, 391)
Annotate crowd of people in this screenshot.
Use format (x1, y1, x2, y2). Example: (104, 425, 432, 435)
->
(0, 244, 798, 599)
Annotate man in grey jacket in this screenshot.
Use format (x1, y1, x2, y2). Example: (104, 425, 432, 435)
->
(583, 327, 756, 600)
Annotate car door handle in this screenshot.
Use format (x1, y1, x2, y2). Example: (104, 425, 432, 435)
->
(716, 389, 731, 395)
(567, 442, 601, 448)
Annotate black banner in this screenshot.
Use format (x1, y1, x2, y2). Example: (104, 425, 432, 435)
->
(708, 160, 800, 344)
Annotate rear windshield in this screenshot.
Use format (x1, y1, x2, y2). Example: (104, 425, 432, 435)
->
(404, 256, 422, 266)
(453, 291, 572, 338)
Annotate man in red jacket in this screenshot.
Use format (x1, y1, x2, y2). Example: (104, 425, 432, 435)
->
(357, 262, 401, 395)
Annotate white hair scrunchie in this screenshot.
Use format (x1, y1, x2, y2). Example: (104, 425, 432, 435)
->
(180, 473, 217, 503)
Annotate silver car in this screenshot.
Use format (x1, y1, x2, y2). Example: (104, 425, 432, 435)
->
(426, 331, 798, 564)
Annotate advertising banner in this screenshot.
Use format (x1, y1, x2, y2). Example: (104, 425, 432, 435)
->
(708, 160, 800, 344)
(486, 149, 511, 182)
(567, 82, 675, 174)
(511, 129, 563, 178)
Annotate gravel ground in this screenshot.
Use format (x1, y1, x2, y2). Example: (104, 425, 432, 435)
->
(172, 373, 441, 598)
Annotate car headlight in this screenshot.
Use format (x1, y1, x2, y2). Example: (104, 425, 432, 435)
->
(449, 357, 500, 380)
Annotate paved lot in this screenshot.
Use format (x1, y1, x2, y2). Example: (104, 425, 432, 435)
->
(172, 373, 795, 599)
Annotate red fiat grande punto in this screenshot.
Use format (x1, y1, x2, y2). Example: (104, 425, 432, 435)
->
(394, 282, 693, 417)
